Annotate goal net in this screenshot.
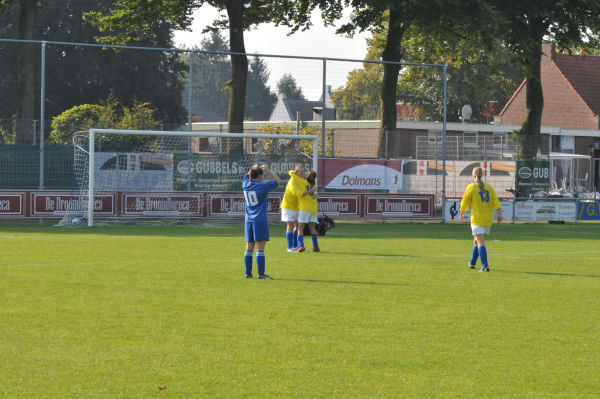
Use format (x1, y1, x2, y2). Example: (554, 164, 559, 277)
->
(59, 128, 318, 226)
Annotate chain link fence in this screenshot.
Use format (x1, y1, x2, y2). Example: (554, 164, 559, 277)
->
(0, 38, 597, 218)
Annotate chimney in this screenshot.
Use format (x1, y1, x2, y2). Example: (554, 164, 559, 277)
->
(542, 41, 556, 60)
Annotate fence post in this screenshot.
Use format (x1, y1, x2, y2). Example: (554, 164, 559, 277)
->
(441, 64, 448, 222)
(39, 41, 46, 191)
(321, 59, 327, 157)
(187, 51, 193, 193)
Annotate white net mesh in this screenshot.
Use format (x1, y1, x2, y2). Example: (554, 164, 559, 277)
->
(58, 129, 316, 226)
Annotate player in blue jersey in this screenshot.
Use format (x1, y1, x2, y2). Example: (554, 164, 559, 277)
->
(243, 164, 281, 279)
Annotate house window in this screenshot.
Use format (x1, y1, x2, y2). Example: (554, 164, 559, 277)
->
(493, 132, 507, 148)
(560, 136, 575, 153)
(463, 131, 478, 147)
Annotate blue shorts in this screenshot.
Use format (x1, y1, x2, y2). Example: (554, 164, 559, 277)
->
(245, 218, 269, 242)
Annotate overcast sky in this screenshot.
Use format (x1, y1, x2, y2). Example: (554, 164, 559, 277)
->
(173, 5, 370, 98)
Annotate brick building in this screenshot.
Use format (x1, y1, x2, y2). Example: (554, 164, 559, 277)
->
(496, 42, 600, 155)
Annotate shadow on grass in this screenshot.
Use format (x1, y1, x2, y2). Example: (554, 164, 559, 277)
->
(276, 277, 410, 287)
(494, 269, 600, 278)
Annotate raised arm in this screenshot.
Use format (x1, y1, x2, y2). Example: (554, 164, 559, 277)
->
(261, 165, 281, 185)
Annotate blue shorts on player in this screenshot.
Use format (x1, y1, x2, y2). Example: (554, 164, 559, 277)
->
(245, 218, 270, 242)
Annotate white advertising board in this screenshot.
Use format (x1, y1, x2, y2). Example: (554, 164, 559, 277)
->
(444, 200, 513, 222)
(515, 201, 577, 222)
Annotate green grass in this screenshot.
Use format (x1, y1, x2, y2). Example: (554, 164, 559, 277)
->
(1, 222, 599, 398)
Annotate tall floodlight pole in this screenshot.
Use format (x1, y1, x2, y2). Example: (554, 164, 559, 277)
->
(441, 64, 448, 222)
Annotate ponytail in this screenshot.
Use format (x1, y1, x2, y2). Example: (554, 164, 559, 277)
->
(473, 167, 485, 190)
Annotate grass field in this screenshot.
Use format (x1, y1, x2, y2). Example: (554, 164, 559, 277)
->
(1, 222, 599, 398)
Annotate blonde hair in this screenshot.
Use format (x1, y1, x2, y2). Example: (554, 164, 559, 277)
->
(472, 167, 485, 190)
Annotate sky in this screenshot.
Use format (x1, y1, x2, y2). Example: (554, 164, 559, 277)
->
(172, 5, 370, 99)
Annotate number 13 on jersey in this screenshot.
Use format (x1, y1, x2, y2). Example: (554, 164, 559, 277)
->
(478, 190, 490, 202)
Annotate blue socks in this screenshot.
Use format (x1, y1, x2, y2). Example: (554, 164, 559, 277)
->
(244, 250, 253, 276)
(312, 235, 318, 249)
(478, 246, 488, 268)
(286, 232, 294, 250)
(297, 234, 305, 248)
(293, 229, 298, 248)
(469, 245, 479, 266)
(256, 250, 265, 276)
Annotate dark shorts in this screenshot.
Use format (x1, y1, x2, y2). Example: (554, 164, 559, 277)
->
(245, 218, 269, 242)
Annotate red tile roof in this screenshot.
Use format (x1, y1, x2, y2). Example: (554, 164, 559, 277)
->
(552, 52, 600, 116)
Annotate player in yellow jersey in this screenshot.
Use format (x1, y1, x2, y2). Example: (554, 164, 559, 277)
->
(296, 170, 320, 252)
(459, 166, 503, 272)
(281, 165, 305, 252)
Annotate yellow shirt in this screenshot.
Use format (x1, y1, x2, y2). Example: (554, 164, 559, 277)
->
(280, 170, 304, 211)
(460, 182, 501, 226)
(291, 173, 318, 215)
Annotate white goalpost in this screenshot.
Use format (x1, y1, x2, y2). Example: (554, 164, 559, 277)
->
(62, 128, 318, 227)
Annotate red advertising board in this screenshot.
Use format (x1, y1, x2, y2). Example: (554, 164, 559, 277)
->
(1, 191, 435, 220)
(0, 192, 25, 217)
(364, 194, 434, 218)
(31, 192, 116, 217)
(317, 194, 360, 217)
(207, 193, 281, 217)
(122, 193, 203, 217)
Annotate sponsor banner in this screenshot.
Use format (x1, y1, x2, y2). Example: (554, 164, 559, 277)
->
(174, 154, 311, 192)
(0, 192, 25, 217)
(207, 193, 281, 217)
(516, 160, 550, 198)
(515, 201, 576, 221)
(577, 201, 600, 221)
(317, 194, 360, 217)
(318, 159, 403, 190)
(444, 200, 513, 222)
(32, 192, 115, 216)
(364, 194, 433, 218)
(95, 152, 174, 191)
(122, 193, 203, 217)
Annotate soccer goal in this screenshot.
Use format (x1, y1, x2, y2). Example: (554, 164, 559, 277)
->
(60, 128, 318, 226)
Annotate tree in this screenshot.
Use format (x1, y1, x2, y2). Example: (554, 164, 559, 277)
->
(1, 0, 41, 144)
(246, 56, 277, 120)
(84, 0, 281, 154)
(50, 96, 161, 150)
(485, 0, 600, 159)
(274, 0, 456, 157)
(331, 40, 382, 120)
(185, 31, 232, 121)
(396, 26, 524, 123)
(0, 0, 188, 129)
(276, 73, 307, 101)
(184, 32, 276, 122)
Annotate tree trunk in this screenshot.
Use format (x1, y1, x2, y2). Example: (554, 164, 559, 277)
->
(225, 1, 248, 155)
(518, 33, 544, 160)
(378, 5, 405, 159)
(15, 0, 38, 145)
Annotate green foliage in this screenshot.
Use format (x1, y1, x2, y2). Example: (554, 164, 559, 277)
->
(0, 126, 15, 144)
(1, 223, 599, 397)
(332, 23, 524, 123)
(184, 32, 276, 122)
(257, 123, 335, 157)
(0, 0, 187, 123)
(50, 97, 160, 150)
(276, 73, 307, 101)
(50, 104, 109, 145)
(332, 41, 383, 120)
